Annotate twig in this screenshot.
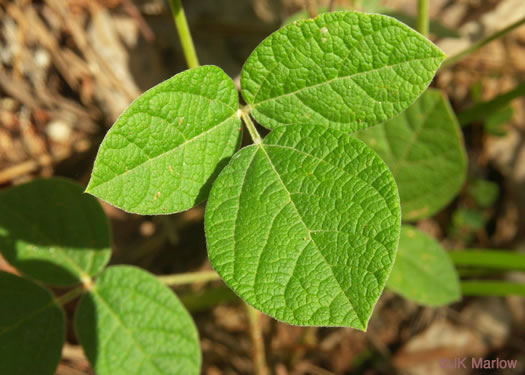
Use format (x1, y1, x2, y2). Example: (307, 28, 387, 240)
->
(329, 0, 337, 12)
(240, 108, 262, 144)
(157, 270, 222, 286)
(440, 16, 525, 70)
(245, 303, 269, 375)
(55, 285, 87, 306)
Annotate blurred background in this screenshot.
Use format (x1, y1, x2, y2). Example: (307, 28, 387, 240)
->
(1, 0, 525, 374)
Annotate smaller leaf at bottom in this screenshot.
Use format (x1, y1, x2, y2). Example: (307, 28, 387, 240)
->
(0, 271, 65, 375)
(75, 266, 201, 375)
(387, 226, 461, 306)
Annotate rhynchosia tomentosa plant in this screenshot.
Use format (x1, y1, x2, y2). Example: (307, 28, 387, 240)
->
(2, 4, 525, 375)
(87, 9, 446, 329)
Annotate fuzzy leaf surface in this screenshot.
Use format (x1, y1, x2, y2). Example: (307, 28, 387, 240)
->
(388, 226, 461, 306)
(241, 11, 446, 132)
(0, 271, 65, 375)
(206, 125, 401, 329)
(356, 89, 467, 221)
(0, 178, 111, 286)
(75, 266, 201, 375)
(87, 66, 241, 214)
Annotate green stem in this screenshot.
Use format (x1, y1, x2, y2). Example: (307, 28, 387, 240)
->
(457, 268, 501, 278)
(417, 0, 429, 37)
(245, 303, 269, 375)
(179, 286, 239, 312)
(157, 270, 222, 286)
(55, 286, 86, 306)
(450, 250, 525, 272)
(168, 0, 199, 69)
(241, 109, 263, 144)
(440, 16, 525, 70)
(461, 281, 525, 297)
(457, 83, 525, 126)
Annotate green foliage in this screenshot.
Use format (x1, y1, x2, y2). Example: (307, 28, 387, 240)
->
(0, 9, 458, 375)
(387, 226, 461, 306)
(458, 82, 525, 127)
(241, 11, 445, 132)
(206, 125, 400, 329)
(0, 271, 65, 375)
(356, 89, 467, 221)
(468, 179, 499, 208)
(87, 66, 241, 215)
(85, 10, 445, 329)
(75, 266, 201, 375)
(485, 106, 512, 136)
(0, 178, 111, 286)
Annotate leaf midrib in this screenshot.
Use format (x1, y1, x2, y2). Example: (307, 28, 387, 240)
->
(88, 113, 237, 192)
(251, 56, 442, 108)
(91, 288, 166, 375)
(258, 144, 366, 328)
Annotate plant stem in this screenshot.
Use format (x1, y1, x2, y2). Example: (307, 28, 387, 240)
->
(240, 109, 263, 144)
(55, 286, 86, 306)
(168, 0, 199, 69)
(157, 270, 222, 286)
(245, 303, 269, 375)
(417, 0, 429, 37)
(450, 250, 525, 272)
(440, 16, 525, 70)
(457, 83, 525, 126)
(461, 281, 525, 297)
(179, 286, 239, 312)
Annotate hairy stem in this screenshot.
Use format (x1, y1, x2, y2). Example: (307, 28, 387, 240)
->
(245, 303, 269, 375)
(168, 0, 199, 69)
(441, 16, 525, 70)
(55, 286, 86, 306)
(158, 270, 221, 286)
(240, 109, 263, 144)
(461, 281, 525, 297)
(417, 0, 429, 37)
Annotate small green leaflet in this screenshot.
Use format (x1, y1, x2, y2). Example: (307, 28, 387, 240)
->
(75, 266, 201, 375)
(0, 178, 111, 286)
(87, 66, 242, 215)
(241, 11, 446, 132)
(387, 226, 461, 306)
(0, 271, 65, 375)
(205, 125, 401, 329)
(356, 89, 467, 221)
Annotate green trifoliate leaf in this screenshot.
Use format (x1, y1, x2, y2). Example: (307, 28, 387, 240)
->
(87, 66, 242, 215)
(0, 271, 65, 375)
(0, 178, 111, 286)
(205, 125, 401, 329)
(356, 89, 467, 221)
(387, 226, 461, 306)
(75, 266, 201, 375)
(241, 11, 446, 132)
